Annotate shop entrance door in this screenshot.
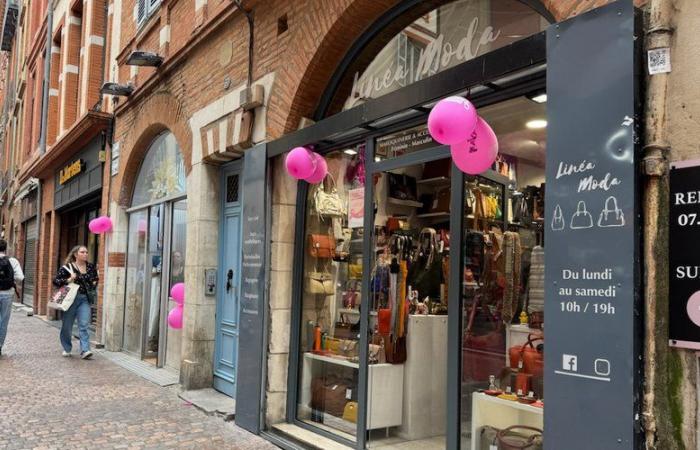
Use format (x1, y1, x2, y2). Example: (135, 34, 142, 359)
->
(213, 163, 242, 397)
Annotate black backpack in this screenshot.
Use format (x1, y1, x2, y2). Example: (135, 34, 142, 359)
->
(0, 257, 15, 290)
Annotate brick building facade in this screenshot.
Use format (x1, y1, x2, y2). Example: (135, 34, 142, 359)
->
(0, 0, 697, 448)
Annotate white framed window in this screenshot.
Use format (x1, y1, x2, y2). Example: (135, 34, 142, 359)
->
(135, 0, 160, 26)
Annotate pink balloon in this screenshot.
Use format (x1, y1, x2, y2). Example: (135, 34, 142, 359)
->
(88, 218, 101, 234)
(285, 147, 316, 180)
(451, 117, 499, 175)
(428, 96, 478, 145)
(170, 282, 185, 305)
(168, 304, 183, 329)
(95, 216, 112, 233)
(304, 153, 328, 184)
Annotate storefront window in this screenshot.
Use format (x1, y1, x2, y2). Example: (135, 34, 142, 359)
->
(296, 145, 365, 440)
(124, 131, 187, 368)
(132, 132, 186, 206)
(460, 97, 545, 449)
(327, 0, 547, 115)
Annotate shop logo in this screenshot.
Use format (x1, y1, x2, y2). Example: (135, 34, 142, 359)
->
(349, 17, 501, 103)
(59, 159, 85, 185)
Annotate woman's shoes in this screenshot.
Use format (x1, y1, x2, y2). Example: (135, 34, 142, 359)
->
(80, 351, 93, 359)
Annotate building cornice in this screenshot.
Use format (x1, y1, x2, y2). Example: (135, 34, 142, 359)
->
(24, 111, 112, 180)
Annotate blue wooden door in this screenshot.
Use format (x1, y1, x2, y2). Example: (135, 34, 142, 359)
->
(213, 164, 242, 397)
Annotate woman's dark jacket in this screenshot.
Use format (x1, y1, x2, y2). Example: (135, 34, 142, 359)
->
(53, 262, 99, 298)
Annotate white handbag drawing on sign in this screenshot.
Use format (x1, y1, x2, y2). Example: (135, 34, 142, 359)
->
(598, 196, 625, 228)
(551, 204, 565, 231)
(570, 201, 594, 229)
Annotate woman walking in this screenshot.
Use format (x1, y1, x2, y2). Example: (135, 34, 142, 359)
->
(53, 246, 98, 359)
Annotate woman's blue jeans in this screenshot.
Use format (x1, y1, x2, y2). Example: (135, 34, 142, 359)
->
(60, 294, 91, 353)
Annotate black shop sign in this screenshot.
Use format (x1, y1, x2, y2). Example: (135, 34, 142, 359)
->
(669, 160, 700, 349)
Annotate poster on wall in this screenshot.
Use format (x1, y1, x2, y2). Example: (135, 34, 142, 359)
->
(545, 2, 641, 449)
(669, 160, 700, 349)
(348, 187, 364, 228)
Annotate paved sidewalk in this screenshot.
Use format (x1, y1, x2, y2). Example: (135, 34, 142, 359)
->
(0, 312, 278, 450)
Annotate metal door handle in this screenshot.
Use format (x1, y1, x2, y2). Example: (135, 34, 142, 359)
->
(226, 269, 233, 292)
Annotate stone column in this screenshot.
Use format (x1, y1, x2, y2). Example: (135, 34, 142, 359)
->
(103, 201, 128, 351)
(180, 161, 220, 389)
(266, 155, 296, 425)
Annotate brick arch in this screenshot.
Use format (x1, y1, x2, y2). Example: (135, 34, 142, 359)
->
(117, 91, 192, 207)
(267, 0, 643, 139)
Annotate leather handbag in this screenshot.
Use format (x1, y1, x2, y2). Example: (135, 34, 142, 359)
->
(430, 188, 451, 213)
(312, 176, 346, 219)
(368, 343, 386, 364)
(388, 173, 417, 201)
(309, 234, 336, 259)
(342, 401, 358, 423)
(497, 426, 543, 450)
(598, 195, 625, 227)
(509, 334, 544, 377)
(570, 200, 593, 229)
(528, 311, 544, 330)
(305, 271, 334, 295)
(334, 315, 357, 339)
(310, 376, 351, 417)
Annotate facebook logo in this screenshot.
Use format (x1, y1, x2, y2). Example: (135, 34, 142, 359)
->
(563, 354, 578, 372)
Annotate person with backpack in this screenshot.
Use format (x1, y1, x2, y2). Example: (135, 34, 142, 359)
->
(0, 239, 25, 356)
(53, 245, 98, 359)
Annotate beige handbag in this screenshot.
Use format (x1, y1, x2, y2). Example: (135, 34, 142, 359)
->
(305, 270, 334, 295)
(312, 176, 346, 219)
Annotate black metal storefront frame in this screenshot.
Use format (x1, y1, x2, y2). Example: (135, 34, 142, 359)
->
(276, 30, 549, 450)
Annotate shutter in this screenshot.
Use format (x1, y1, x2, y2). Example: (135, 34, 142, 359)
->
(137, 0, 146, 24)
(22, 219, 37, 307)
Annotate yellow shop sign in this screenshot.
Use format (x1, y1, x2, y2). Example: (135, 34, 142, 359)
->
(59, 159, 85, 184)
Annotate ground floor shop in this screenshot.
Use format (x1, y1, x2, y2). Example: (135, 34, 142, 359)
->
(240, 1, 644, 449)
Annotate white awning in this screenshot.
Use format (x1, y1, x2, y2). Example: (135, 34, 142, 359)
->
(13, 177, 39, 204)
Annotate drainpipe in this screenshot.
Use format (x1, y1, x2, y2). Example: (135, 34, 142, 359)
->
(642, 0, 674, 448)
(39, 1, 53, 154)
(33, 1, 53, 314)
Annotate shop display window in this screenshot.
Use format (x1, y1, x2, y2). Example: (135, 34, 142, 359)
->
(296, 146, 366, 440)
(292, 93, 546, 448)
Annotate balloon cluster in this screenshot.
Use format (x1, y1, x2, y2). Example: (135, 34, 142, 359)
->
(88, 216, 113, 234)
(285, 147, 328, 184)
(427, 96, 499, 175)
(168, 282, 185, 329)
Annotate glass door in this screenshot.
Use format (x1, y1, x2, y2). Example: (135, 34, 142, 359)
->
(165, 199, 187, 370)
(143, 204, 165, 363)
(124, 200, 186, 368)
(124, 210, 149, 356)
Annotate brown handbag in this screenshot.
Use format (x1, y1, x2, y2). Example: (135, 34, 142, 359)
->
(309, 234, 336, 259)
(430, 187, 451, 213)
(310, 376, 351, 417)
(334, 314, 357, 340)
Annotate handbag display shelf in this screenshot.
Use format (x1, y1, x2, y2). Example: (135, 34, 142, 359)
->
(300, 352, 404, 430)
(470, 392, 543, 450)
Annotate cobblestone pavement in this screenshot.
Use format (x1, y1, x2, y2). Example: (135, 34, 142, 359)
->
(0, 310, 279, 450)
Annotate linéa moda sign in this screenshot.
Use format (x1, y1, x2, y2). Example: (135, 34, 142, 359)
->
(348, 17, 500, 103)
